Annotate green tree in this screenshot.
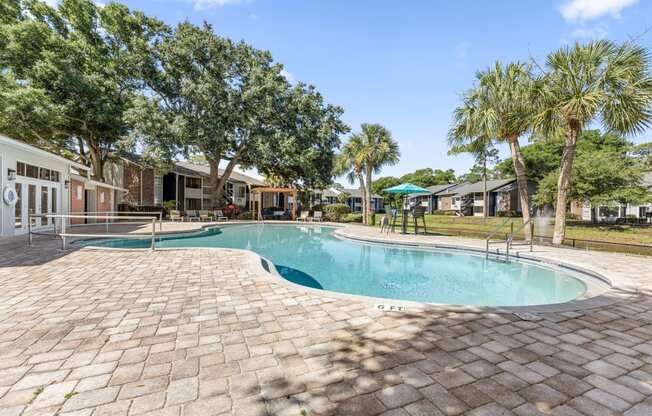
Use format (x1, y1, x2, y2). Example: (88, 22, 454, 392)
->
(335, 135, 368, 221)
(343, 124, 400, 225)
(372, 176, 402, 208)
(399, 168, 456, 187)
(532, 40, 652, 244)
(529, 131, 650, 209)
(0, 0, 168, 180)
(450, 62, 534, 237)
(130, 22, 347, 208)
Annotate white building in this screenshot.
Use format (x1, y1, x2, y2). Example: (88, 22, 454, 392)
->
(0, 134, 89, 237)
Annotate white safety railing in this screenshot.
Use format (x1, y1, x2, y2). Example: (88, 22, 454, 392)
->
(28, 214, 159, 250)
(69, 211, 163, 230)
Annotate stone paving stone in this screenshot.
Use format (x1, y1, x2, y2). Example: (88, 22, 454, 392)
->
(466, 402, 515, 416)
(375, 384, 422, 409)
(165, 376, 198, 406)
(60, 386, 120, 412)
(419, 384, 468, 415)
(338, 393, 386, 415)
(518, 383, 568, 410)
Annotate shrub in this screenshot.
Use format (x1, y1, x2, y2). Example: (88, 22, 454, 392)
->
(497, 210, 519, 217)
(565, 212, 582, 220)
(324, 204, 351, 221)
(342, 213, 363, 223)
(237, 211, 254, 220)
(310, 204, 324, 213)
(432, 210, 456, 216)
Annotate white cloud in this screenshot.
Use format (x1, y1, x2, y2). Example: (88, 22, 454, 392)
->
(280, 69, 296, 84)
(570, 26, 608, 39)
(559, 0, 638, 22)
(191, 0, 249, 10)
(248, 13, 259, 20)
(43, 0, 59, 6)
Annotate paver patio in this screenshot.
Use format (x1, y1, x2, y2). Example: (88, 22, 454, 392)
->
(1, 223, 652, 416)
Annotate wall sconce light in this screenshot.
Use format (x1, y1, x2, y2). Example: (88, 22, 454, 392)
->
(7, 168, 16, 181)
(64, 180, 70, 189)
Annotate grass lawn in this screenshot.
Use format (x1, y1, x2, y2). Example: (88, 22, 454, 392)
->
(372, 214, 652, 249)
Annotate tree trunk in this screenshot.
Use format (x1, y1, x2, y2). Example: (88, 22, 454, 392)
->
(482, 155, 488, 220)
(208, 157, 239, 210)
(356, 172, 367, 224)
(552, 125, 579, 245)
(88, 140, 104, 182)
(365, 168, 373, 226)
(508, 136, 532, 240)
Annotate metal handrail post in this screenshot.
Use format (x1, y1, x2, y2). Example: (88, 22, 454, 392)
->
(105, 217, 109, 233)
(28, 215, 33, 246)
(530, 221, 534, 252)
(61, 216, 66, 250)
(150, 218, 156, 251)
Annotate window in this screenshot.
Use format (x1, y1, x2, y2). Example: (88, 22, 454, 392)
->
(236, 186, 245, 198)
(186, 198, 201, 210)
(473, 206, 484, 214)
(185, 177, 201, 189)
(100, 191, 105, 204)
(15, 183, 22, 229)
(51, 188, 57, 215)
(76, 185, 83, 201)
(639, 206, 647, 218)
(39, 168, 50, 181)
(154, 175, 163, 204)
(16, 162, 59, 182)
(28, 184, 36, 225)
(41, 187, 49, 224)
(26, 164, 38, 178)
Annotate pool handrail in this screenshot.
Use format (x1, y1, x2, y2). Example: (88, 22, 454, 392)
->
(28, 213, 159, 251)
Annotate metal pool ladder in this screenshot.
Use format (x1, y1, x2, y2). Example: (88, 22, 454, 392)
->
(485, 218, 533, 261)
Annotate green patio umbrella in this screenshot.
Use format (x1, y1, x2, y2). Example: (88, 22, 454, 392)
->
(382, 183, 430, 233)
(382, 183, 430, 195)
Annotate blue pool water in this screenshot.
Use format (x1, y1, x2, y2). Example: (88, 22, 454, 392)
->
(87, 224, 587, 306)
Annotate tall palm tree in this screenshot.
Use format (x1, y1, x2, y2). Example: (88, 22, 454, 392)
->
(450, 62, 534, 238)
(532, 41, 652, 245)
(334, 135, 367, 222)
(356, 124, 400, 225)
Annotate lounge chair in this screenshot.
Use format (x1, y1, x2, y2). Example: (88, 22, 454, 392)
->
(312, 211, 323, 222)
(214, 210, 228, 222)
(199, 210, 211, 221)
(297, 211, 310, 222)
(186, 210, 200, 222)
(169, 210, 182, 221)
(410, 206, 427, 235)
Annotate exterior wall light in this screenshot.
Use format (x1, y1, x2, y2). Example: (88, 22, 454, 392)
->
(7, 168, 16, 181)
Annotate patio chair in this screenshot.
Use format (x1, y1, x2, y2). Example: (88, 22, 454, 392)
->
(169, 210, 182, 221)
(199, 210, 211, 221)
(297, 211, 310, 221)
(410, 206, 427, 235)
(214, 210, 228, 222)
(312, 211, 323, 222)
(186, 210, 200, 222)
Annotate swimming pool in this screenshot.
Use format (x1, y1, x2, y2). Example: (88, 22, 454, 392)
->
(87, 224, 589, 307)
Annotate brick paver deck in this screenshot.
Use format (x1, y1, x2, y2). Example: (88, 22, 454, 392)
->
(1, 223, 652, 416)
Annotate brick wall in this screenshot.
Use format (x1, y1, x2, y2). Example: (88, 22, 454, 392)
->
(96, 186, 112, 213)
(141, 168, 155, 206)
(70, 179, 85, 224)
(122, 162, 141, 206)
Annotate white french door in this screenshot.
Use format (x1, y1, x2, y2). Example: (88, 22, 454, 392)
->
(14, 179, 61, 234)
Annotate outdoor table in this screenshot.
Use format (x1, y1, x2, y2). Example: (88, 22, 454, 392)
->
(401, 209, 409, 234)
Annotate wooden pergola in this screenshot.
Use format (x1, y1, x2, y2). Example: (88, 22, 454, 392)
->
(250, 187, 298, 220)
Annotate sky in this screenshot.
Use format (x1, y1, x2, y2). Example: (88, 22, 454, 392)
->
(49, 0, 652, 181)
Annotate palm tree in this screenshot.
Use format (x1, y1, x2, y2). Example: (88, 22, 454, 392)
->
(334, 136, 367, 222)
(450, 62, 534, 238)
(532, 41, 652, 245)
(356, 124, 400, 225)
